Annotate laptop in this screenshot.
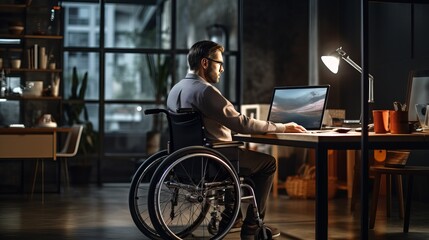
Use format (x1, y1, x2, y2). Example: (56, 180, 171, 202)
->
(267, 85, 330, 131)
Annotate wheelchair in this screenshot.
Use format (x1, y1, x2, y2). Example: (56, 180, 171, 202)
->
(129, 108, 273, 240)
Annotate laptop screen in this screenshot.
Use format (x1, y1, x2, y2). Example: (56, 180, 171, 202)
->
(267, 85, 330, 130)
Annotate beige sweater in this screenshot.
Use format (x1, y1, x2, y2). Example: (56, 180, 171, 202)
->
(167, 73, 286, 141)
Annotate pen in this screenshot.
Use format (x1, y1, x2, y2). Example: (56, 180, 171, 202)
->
(393, 101, 400, 111)
(393, 101, 406, 111)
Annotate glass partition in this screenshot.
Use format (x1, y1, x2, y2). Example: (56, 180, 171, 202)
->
(104, 53, 172, 101)
(62, 0, 241, 182)
(64, 2, 100, 48)
(105, 1, 171, 49)
(104, 104, 167, 154)
(63, 52, 100, 100)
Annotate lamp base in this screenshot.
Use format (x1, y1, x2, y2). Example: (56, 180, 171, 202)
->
(344, 102, 375, 128)
(357, 102, 375, 125)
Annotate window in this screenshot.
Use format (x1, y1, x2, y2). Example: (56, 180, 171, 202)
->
(64, 3, 99, 47)
(62, 0, 241, 182)
(66, 32, 89, 46)
(68, 6, 90, 25)
(63, 52, 99, 100)
(105, 3, 163, 48)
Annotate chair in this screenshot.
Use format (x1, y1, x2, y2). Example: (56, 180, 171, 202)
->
(129, 109, 273, 240)
(369, 150, 429, 233)
(352, 150, 429, 232)
(350, 150, 405, 214)
(31, 124, 84, 202)
(56, 124, 84, 187)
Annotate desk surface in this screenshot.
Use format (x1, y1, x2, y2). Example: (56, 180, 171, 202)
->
(234, 131, 429, 149)
(0, 127, 70, 134)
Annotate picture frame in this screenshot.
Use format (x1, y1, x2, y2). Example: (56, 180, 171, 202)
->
(240, 104, 270, 120)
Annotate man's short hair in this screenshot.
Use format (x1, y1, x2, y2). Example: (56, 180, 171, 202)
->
(188, 40, 224, 71)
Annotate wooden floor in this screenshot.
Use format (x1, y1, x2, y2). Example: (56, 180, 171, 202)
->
(1, 184, 429, 240)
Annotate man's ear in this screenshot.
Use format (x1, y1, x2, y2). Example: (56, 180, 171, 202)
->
(201, 58, 209, 69)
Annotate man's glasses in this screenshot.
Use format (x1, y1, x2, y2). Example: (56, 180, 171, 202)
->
(206, 57, 224, 68)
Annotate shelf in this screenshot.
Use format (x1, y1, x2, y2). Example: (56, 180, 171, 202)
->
(0, 34, 63, 40)
(5, 68, 62, 73)
(23, 35, 63, 40)
(0, 0, 63, 128)
(0, 0, 33, 9)
(0, 4, 27, 12)
(1, 96, 62, 101)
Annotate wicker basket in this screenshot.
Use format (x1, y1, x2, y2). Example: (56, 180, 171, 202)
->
(285, 165, 337, 199)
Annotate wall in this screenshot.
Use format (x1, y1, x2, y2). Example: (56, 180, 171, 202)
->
(325, 1, 429, 119)
(369, 2, 429, 110)
(242, 0, 344, 111)
(338, 1, 429, 200)
(242, 0, 310, 104)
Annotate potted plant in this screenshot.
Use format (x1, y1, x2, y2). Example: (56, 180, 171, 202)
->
(145, 54, 172, 155)
(124, 29, 172, 154)
(64, 66, 98, 184)
(146, 54, 171, 129)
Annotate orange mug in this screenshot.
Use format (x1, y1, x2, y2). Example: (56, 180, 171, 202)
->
(372, 110, 390, 133)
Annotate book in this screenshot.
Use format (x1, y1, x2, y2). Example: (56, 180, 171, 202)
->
(34, 44, 38, 69)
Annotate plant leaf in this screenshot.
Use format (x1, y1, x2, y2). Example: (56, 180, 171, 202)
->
(71, 67, 78, 99)
(78, 71, 88, 99)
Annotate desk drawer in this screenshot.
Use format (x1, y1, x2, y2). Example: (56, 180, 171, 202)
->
(0, 134, 55, 159)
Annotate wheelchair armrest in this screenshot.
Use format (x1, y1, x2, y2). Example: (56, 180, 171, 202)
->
(207, 141, 244, 149)
(144, 108, 168, 115)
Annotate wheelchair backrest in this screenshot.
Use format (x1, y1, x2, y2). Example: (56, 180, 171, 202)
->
(144, 108, 239, 178)
(166, 108, 207, 153)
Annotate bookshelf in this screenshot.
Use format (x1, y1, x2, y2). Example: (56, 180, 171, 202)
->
(0, 0, 63, 127)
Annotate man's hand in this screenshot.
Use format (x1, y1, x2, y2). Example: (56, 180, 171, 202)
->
(284, 122, 307, 133)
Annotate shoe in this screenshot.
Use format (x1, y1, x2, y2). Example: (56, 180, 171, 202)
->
(229, 218, 243, 233)
(240, 223, 281, 239)
(219, 217, 243, 233)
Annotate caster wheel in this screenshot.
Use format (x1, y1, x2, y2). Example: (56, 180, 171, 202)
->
(207, 218, 218, 235)
(254, 226, 272, 240)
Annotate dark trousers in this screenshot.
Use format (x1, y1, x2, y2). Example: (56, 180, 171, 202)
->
(217, 147, 276, 224)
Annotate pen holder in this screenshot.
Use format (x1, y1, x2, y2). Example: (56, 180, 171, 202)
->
(389, 110, 409, 134)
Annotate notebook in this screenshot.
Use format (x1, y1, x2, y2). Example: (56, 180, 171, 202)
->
(267, 85, 330, 130)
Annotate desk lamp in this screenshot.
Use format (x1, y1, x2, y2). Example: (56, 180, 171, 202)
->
(321, 47, 374, 123)
(321, 47, 374, 103)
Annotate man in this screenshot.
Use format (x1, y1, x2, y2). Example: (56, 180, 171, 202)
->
(167, 40, 306, 239)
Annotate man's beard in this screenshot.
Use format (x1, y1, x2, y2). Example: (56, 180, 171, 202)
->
(206, 67, 220, 84)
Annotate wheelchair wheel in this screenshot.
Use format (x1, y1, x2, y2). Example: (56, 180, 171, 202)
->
(128, 150, 167, 239)
(148, 146, 241, 240)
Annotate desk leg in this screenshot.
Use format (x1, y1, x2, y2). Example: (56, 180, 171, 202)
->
(347, 150, 356, 198)
(21, 160, 25, 193)
(315, 146, 328, 240)
(272, 145, 279, 198)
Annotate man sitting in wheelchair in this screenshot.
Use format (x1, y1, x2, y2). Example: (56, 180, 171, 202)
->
(167, 40, 307, 239)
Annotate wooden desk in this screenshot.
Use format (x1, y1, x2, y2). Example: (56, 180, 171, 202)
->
(0, 127, 70, 160)
(0, 127, 71, 196)
(234, 131, 429, 240)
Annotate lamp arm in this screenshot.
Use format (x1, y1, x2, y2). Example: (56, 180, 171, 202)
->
(342, 56, 374, 103)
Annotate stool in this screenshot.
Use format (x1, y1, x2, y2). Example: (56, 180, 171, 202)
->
(369, 166, 429, 232)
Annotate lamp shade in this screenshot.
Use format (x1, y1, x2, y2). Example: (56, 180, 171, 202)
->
(321, 55, 340, 74)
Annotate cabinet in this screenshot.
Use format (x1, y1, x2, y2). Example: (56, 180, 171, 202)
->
(0, 0, 63, 127)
